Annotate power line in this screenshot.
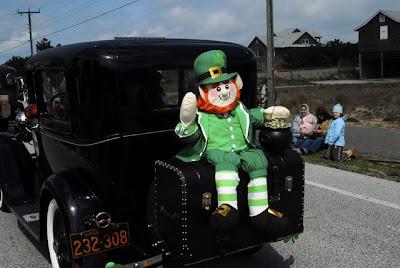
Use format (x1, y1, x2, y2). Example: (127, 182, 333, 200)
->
(0, 39, 26, 43)
(37, 0, 140, 40)
(34, 0, 102, 32)
(0, 40, 30, 55)
(0, 0, 140, 55)
(16, 0, 34, 10)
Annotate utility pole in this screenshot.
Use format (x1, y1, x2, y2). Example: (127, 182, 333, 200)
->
(265, 0, 274, 108)
(17, 9, 40, 56)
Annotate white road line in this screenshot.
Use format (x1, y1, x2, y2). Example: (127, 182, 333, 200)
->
(386, 225, 400, 233)
(306, 180, 400, 210)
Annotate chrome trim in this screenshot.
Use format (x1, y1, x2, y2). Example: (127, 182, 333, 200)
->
(39, 128, 175, 147)
(40, 130, 120, 147)
(120, 254, 163, 268)
(94, 212, 112, 229)
(122, 129, 174, 138)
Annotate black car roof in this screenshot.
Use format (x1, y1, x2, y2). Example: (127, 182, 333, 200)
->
(26, 38, 253, 69)
(0, 64, 16, 73)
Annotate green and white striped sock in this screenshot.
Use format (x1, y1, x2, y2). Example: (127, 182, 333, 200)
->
(248, 177, 269, 217)
(215, 170, 239, 209)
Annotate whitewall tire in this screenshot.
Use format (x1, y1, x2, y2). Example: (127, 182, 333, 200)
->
(0, 186, 10, 212)
(47, 199, 71, 268)
(47, 199, 61, 268)
(0, 188, 4, 209)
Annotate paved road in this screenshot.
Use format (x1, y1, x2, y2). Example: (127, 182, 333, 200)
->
(271, 163, 400, 268)
(346, 125, 400, 159)
(0, 212, 51, 267)
(209, 163, 400, 267)
(1, 163, 399, 268)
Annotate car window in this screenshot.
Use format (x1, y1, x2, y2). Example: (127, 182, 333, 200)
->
(183, 69, 197, 96)
(158, 70, 178, 106)
(40, 70, 70, 122)
(118, 67, 198, 133)
(119, 67, 199, 110)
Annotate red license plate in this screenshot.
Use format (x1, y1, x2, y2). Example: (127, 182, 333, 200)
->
(70, 222, 130, 258)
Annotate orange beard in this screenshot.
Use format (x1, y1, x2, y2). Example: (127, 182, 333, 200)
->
(197, 89, 241, 114)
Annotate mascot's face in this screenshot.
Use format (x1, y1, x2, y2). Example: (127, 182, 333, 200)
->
(197, 74, 243, 114)
(205, 79, 238, 107)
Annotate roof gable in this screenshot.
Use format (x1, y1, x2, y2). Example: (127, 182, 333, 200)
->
(355, 10, 400, 31)
(252, 29, 320, 48)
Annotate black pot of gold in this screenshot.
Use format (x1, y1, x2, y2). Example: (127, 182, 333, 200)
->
(259, 126, 292, 153)
(259, 106, 292, 153)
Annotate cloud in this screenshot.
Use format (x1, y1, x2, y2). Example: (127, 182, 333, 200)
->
(145, 25, 168, 37)
(166, 6, 191, 18)
(0, 31, 30, 55)
(157, 5, 248, 43)
(3, 0, 400, 59)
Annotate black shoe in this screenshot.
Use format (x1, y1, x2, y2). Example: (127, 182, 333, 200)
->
(250, 208, 289, 235)
(209, 204, 239, 234)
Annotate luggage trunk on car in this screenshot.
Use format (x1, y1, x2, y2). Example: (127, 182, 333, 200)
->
(148, 147, 304, 266)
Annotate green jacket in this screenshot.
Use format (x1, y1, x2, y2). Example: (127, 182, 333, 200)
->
(175, 102, 265, 162)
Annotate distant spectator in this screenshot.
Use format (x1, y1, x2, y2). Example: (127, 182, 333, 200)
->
(299, 114, 314, 134)
(0, 95, 11, 131)
(324, 103, 346, 161)
(291, 103, 317, 148)
(298, 106, 332, 154)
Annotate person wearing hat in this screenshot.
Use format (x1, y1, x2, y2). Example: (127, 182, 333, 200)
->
(175, 50, 288, 234)
(0, 95, 11, 131)
(324, 103, 346, 161)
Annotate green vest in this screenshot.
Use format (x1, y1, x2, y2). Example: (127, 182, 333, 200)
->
(207, 111, 248, 152)
(175, 102, 264, 162)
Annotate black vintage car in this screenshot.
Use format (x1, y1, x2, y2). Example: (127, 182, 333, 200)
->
(0, 39, 304, 268)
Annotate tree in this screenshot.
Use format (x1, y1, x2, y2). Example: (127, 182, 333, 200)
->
(36, 38, 61, 52)
(325, 39, 344, 47)
(5, 56, 30, 76)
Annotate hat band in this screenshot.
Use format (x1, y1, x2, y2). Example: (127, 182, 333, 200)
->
(197, 67, 226, 83)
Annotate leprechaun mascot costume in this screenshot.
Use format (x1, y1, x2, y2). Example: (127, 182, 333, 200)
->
(175, 50, 284, 233)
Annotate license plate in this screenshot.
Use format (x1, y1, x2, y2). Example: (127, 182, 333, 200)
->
(70, 222, 130, 258)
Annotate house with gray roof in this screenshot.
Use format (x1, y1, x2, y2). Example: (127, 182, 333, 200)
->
(249, 28, 321, 55)
(248, 28, 321, 68)
(355, 10, 400, 78)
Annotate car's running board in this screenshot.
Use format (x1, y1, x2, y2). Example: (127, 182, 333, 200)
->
(10, 201, 40, 241)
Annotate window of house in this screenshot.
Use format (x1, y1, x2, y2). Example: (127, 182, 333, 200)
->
(40, 70, 70, 122)
(379, 13, 385, 23)
(302, 39, 310, 44)
(380, 25, 388, 40)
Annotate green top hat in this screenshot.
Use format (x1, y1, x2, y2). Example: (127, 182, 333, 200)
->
(194, 50, 237, 85)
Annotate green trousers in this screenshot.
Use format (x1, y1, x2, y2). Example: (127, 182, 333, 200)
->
(205, 149, 269, 216)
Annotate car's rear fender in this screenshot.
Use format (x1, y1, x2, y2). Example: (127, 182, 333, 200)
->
(39, 169, 105, 240)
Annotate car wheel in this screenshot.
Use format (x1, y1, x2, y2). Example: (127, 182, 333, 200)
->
(47, 199, 71, 268)
(0, 186, 10, 212)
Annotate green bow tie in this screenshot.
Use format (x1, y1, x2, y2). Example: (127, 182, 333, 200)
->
(216, 110, 235, 119)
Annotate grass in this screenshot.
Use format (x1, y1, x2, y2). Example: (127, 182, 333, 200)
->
(257, 76, 400, 181)
(302, 150, 400, 182)
(272, 81, 400, 130)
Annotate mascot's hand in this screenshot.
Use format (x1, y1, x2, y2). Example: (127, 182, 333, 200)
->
(180, 92, 198, 127)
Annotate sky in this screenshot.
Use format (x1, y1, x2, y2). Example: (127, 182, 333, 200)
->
(1, 0, 400, 63)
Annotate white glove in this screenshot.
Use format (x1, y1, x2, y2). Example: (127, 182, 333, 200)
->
(179, 92, 198, 127)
